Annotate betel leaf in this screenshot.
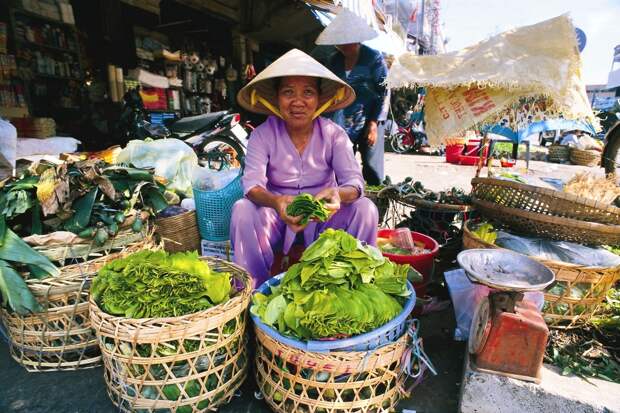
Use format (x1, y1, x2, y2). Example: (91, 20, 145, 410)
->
(264, 294, 287, 326)
(0, 259, 42, 314)
(63, 188, 98, 233)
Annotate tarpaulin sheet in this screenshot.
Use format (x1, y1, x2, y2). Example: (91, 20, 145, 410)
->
(387, 15, 595, 145)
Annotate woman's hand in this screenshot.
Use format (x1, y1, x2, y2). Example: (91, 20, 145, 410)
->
(274, 195, 306, 233)
(315, 187, 341, 215)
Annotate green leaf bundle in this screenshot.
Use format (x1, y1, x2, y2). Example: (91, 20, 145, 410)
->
(251, 229, 411, 340)
(92, 250, 232, 318)
(286, 193, 330, 225)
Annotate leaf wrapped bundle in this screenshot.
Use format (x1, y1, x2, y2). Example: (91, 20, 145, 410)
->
(286, 193, 330, 225)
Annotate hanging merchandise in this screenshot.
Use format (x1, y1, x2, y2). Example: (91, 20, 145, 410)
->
(219, 56, 226, 68)
(205, 79, 212, 95)
(244, 64, 256, 81)
(206, 59, 218, 76)
(225, 64, 238, 82)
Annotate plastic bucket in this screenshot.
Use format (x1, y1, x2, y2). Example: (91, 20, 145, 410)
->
(377, 229, 439, 294)
(445, 144, 464, 164)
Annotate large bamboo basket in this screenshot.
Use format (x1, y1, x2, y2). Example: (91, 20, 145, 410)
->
(570, 148, 601, 167)
(463, 220, 620, 327)
(89, 257, 252, 413)
(255, 327, 409, 413)
(471, 177, 620, 225)
(547, 144, 570, 163)
(472, 198, 620, 245)
(155, 210, 201, 253)
(1, 235, 148, 372)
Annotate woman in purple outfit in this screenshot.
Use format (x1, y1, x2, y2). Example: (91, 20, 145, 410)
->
(231, 49, 378, 288)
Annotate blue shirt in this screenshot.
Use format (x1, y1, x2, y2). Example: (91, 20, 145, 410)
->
(326, 45, 388, 142)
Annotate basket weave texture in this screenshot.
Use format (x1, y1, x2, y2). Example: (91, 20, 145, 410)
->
(365, 190, 389, 226)
(89, 257, 251, 413)
(471, 177, 620, 225)
(547, 145, 570, 163)
(255, 326, 409, 413)
(570, 148, 601, 167)
(1, 233, 148, 372)
(463, 221, 620, 327)
(155, 210, 201, 253)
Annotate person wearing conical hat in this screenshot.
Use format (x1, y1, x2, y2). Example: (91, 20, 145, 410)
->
(231, 48, 379, 287)
(316, 8, 388, 186)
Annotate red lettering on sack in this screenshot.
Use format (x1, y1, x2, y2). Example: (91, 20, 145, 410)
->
(471, 99, 496, 116)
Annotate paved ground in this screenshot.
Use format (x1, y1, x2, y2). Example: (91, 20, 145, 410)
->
(0, 152, 602, 413)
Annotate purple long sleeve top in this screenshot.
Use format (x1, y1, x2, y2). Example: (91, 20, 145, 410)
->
(242, 116, 364, 198)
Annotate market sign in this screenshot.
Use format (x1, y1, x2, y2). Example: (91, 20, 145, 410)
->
(575, 27, 586, 52)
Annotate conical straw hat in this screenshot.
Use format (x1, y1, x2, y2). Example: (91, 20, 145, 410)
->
(315, 8, 378, 46)
(237, 49, 355, 117)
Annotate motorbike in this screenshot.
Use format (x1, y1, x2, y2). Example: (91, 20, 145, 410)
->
(388, 118, 428, 154)
(118, 88, 251, 170)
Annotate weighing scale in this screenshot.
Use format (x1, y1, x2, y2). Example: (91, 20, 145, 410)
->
(457, 249, 555, 383)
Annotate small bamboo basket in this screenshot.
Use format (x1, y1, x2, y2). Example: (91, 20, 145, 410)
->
(155, 210, 201, 253)
(547, 144, 570, 163)
(1, 235, 148, 372)
(462, 220, 620, 327)
(255, 327, 409, 413)
(569, 148, 601, 167)
(89, 257, 252, 413)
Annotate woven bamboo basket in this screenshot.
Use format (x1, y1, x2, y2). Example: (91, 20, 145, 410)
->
(471, 177, 620, 225)
(547, 145, 570, 163)
(1, 235, 148, 372)
(89, 257, 252, 413)
(255, 327, 409, 413)
(463, 220, 620, 327)
(570, 148, 601, 167)
(472, 198, 620, 245)
(155, 210, 201, 253)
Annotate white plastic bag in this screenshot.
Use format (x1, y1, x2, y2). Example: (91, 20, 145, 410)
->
(0, 119, 17, 169)
(117, 139, 198, 195)
(191, 166, 240, 191)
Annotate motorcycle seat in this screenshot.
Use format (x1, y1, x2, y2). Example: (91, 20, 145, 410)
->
(168, 111, 228, 134)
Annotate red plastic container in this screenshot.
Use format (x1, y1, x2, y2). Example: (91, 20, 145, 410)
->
(377, 229, 439, 295)
(445, 144, 464, 164)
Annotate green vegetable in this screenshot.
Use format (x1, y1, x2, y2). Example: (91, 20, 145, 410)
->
(92, 250, 232, 318)
(471, 222, 497, 244)
(94, 227, 109, 245)
(251, 229, 410, 340)
(286, 193, 330, 225)
(132, 217, 143, 233)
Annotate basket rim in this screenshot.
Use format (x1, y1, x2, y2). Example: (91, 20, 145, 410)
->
(463, 219, 620, 271)
(89, 256, 252, 326)
(251, 273, 416, 353)
(154, 209, 197, 225)
(471, 177, 620, 216)
(472, 198, 620, 235)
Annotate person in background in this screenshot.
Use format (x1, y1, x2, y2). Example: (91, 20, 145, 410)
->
(230, 49, 378, 288)
(315, 9, 388, 186)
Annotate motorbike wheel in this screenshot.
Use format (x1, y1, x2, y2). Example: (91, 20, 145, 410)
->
(199, 135, 245, 171)
(603, 126, 620, 176)
(390, 132, 413, 154)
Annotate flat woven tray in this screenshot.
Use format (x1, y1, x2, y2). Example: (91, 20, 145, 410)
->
(471, 177, 620, 225)
(472, 198, 620, 246)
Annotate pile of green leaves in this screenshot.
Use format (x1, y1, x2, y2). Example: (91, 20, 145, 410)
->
(286, 193, 330, 225)
(92, 250, 232, 318)
(386, 177, 471, 205)
(0, 160, 168, 245)
(251, 229, 411, 340)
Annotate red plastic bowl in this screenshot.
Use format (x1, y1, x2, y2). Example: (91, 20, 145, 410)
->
(501, 159, 516, 167)
(377, 229, 439, 295)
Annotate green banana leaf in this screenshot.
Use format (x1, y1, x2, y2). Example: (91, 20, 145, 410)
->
(0, 215, 6, 247)
(143, 186, 169, 213)
(63, 188, 98, 233)
(0, 259, 42, 314)
(0, 228, 59, 277)
(31, 200, 43, 235)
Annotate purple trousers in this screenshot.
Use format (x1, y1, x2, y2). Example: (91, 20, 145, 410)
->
(230, 197, 378, 288)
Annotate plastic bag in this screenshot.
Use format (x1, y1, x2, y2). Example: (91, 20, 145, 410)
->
(0, 119, 17, 169)
(117, 139, 198, 195)
(445, 269, 545, 341)
(191, 166, 240, 191)
(495, 231, 620, 267)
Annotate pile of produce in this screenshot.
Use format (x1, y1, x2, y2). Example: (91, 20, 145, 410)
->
(470, 222, 497, 244)
(377, 236, 431, 256)
(392, 177, 471, 205)
(286, 193, 330, 225)
(251, 229, 411, 340)
(0, 159, 169, 315)
(564, 173, 620, 207)
(92, 250, 233, 318)
(365, 176, 393, 192)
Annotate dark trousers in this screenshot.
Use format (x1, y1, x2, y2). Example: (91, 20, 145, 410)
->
(353, 121, 385, 186)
